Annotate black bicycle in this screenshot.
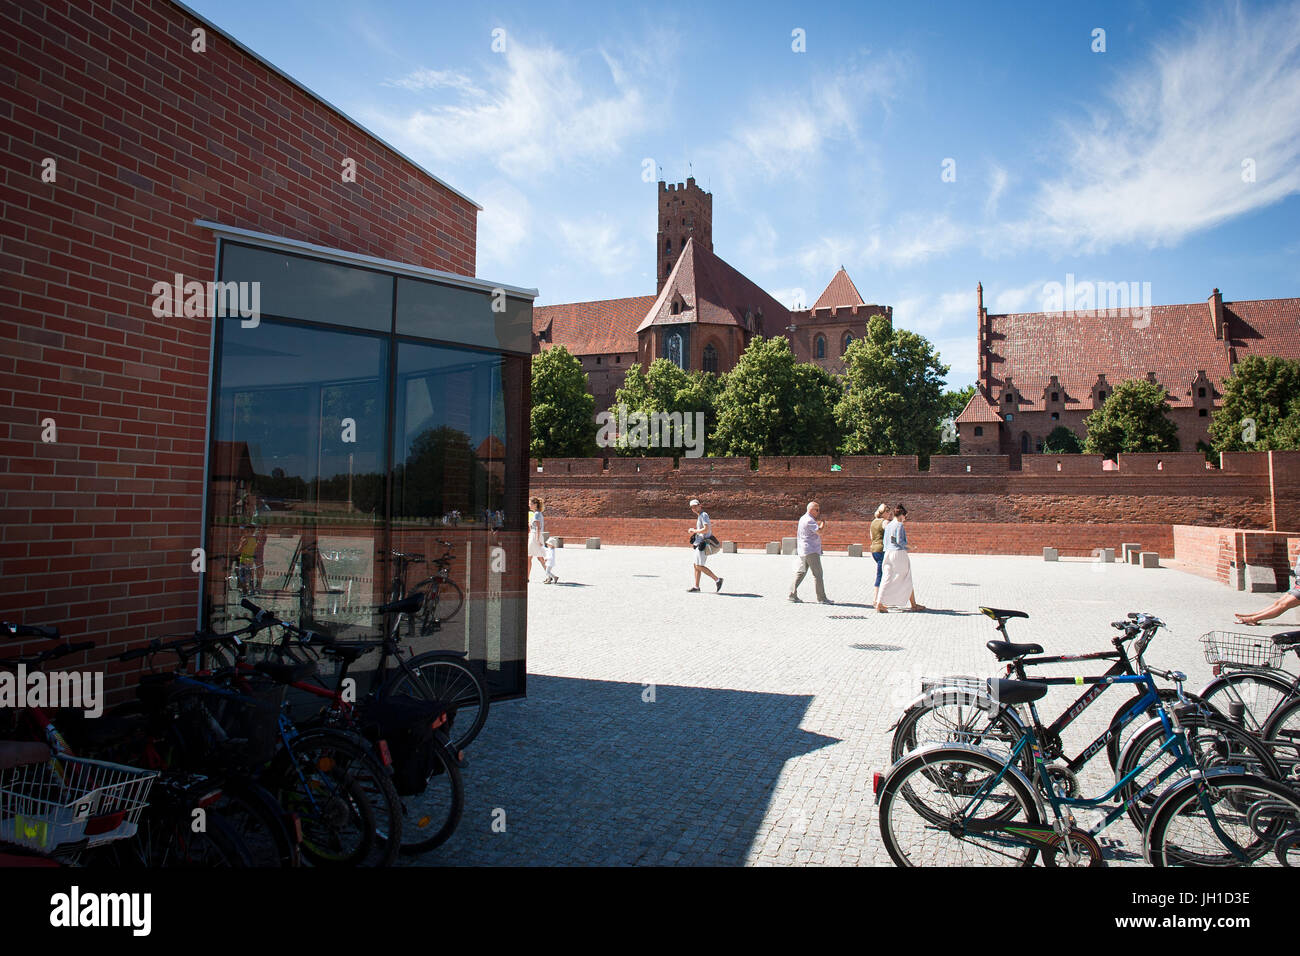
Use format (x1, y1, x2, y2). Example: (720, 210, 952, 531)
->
(390, 544, 464, 634)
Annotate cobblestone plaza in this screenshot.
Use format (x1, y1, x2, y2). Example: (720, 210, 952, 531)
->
(414, 546, 1285, 866)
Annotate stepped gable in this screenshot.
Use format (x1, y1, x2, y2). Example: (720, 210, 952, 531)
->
(533, 295, 657, 355)
(637, 237, 791, 334)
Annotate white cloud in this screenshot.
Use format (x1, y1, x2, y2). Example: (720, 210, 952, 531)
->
(556, 215, 639, 277)
(989, 279, 1048, 313)
(1015, 4, 1300, 251)
(985, 165, 1008, 218)
(364, 38, 664, 178)
(476, 181, 532, 272)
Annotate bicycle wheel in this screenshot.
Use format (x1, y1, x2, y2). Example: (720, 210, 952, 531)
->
(1116, 714, 1282, 831)
(1104, 689, 1216, 771)
(890, 697, 1026, 769)
(878, 745, 1042, 867)
(429, 579, 464, 626)
(398, 729, 465, 856)
(269, 729, 401, 867)
(1202, 671, 1294, 737)
(382, 652, 489, 753)
(91, 806, 254, 868)
(1146, 772, 1300, 866)
(216, 777, 301, 867)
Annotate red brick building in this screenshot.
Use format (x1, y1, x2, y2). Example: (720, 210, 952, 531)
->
(958, 283, 1300, 456)
(1, 0, 534, 697)
(534, 177, 893, 412)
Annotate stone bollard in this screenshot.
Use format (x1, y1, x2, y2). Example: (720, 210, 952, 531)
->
(1043, 548, 1059, 561)
(585, 537, 600, 549)
(722, 541, 737, 554)
(1128, 549, 1142, 565)
(1099, 548, 1115, 563)
(1245, 564, 1278, 592)
(553, 537, 564, 548)
(1139, 551, 1160, 568)
(781, 537, 797, 556)
(1121, 543, 1141, 562)
(766, 541, 781, 555)
(847, 543, 863, 557)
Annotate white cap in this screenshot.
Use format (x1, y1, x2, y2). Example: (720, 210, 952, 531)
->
(689, 498, 700, 506)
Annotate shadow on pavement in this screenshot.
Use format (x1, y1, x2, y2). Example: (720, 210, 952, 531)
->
(417, 674, 838, 866)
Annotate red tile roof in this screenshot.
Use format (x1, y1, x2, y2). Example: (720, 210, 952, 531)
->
(533, 295, 657, 355)
(811, 268, 866, 310)
(955, 390, 1002, 423)
(1225, 299, 1300, 364)
(637, 238, 792, 334)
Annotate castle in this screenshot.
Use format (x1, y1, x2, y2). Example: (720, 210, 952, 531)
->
(533, 178, 892, 413)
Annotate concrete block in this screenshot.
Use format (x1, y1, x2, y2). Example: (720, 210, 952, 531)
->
(1128, 549, 1142, 565)
(1099, 548, 1116, 563)
(585, 537, 601, 550)
(1043, 548, 1059, 562)
(1121, 543, 1141, 562)
(781, 537, 797, 556)
(722, 541, 737, 554)
(766, 541, 781, 555)
(847, 543, 863, 557)
(1139, 551, 1160, 568)
(1245, 564, 1278, 593)
(553, 537, 564, 549)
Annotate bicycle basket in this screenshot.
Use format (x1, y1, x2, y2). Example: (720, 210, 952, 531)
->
(1199, 631, 1285, 669)
(919, 675, 994, 695)
(0, 754, 156, 851)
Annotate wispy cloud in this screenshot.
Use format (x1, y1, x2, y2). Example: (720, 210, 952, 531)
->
(556, 215, 640, 277)
(476, 180, 532, 270)
(985, 165, 1008, 218)
(1011, 3, 1300, 251)
(384, 68, 482, 95)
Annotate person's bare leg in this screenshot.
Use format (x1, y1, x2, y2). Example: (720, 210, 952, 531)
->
(909, 589, 926, 611)
(692, 565, 702, 589)
(533, 555, 546, 580)
(699, 566, 718, 582)
(1236, 593, 1300, 624)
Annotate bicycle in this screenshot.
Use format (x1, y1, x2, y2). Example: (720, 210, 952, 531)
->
(390, 544, 465, 634)
(228, 602, 464, 855)
(1198, 628, 1300, 736)
(875, 668, 1300, 867)
(891, 608, 1215, 780)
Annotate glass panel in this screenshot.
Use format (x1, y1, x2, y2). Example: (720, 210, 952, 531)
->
(396, 277, 532, 353)
(389, 341, 525, 697)
(206, 318, 388, 655)
(221, 243, 392, 331)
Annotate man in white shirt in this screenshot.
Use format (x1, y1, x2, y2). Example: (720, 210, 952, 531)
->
(789, 501, 831, 604)
(687, 498, 723, 593)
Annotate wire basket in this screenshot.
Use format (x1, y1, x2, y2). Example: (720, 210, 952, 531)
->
(920, 674, 994, 695)
(1200, 631, 1286, 669)
(0, 754, 157, 852)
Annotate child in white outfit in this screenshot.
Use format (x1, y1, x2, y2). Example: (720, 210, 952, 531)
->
(544, 537, 559, 584)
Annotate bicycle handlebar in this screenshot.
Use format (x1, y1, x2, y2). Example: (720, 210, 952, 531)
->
(2, 622, 61, 641)
(239, 599, 332, 646)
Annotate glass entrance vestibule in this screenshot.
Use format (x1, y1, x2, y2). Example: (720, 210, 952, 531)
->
(202, 230, 535, 699)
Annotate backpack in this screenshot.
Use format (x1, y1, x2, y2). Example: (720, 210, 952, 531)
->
(359, 696, 452, 796)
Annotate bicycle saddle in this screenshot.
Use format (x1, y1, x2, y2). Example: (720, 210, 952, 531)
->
(378, 593, 423, 616)
(986, 640, 1043, 661)
(253, 659, 317, 685)
(1273, 630, 1300, 647)
(991, 679, 1049, 706)
(980, 607, 1028, 622)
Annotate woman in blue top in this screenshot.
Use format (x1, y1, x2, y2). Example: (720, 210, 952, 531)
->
(875, 504, 926, 613)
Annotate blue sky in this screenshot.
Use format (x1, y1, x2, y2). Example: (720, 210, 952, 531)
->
(188, 0, 1300, 388)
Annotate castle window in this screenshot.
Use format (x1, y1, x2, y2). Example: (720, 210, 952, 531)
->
(681, 218, 686, 226)
(596, 356, 601, 364)
(665, 238, 672, 253)
(815, 335, 826, 359)
(702, 344, 718, 373)
(671, 301, 680, 315)
(616, 355, 621, 363)
(666, 332, 684, 369)
(1199, 408, 1208, 417)
(1198, 387, 1207, 398)
(974, 426, 984, 437)
(1050, 412, 1059, 421)
(1005, 413, 1014, 421)
(1097, 391, 1107, 403)
(842, 332, 853, 353)
(1051, 392, 1059, 402)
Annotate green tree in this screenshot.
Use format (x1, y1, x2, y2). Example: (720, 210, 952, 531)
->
(835, 314, 950, 455)
(939, 384, 976, 454)
(1208, 355, 1300, 452)
(530, 346, 595, 459)
(712, 336, 842, 457)
(1043, 425, 1083, 454)
(605, 359, 721, 456)
(1081, 378, 1179, 458)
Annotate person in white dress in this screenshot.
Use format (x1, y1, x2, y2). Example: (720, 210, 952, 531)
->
(875, 504, 925, 613)
(527, 496, 547, 582)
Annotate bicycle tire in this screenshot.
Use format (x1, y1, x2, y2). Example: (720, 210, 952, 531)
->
(1145, 771, 1300, 866)
(429, 579, 464, 625)
(267, 728, 401, 867)
(1261, 695, 1300, 778)
(90, 805, 254, 869)
(878, 744, 1042, 867)
(1116, 713, 1283, 832)
(381, 652, 489, 753)
(1201, 671, 1294, 737)
(216, 777, 301, 867)
(397, 729, 465, 856)
(890, 697, 1028, 770)
(1104, 689, 1215, 771)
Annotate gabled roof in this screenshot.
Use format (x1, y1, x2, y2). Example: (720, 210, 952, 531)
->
(533, 295, 656, 355)
(1225, 299, 1300, 364)
(811, 267, 866, 310)
(955, 390, 1002, 424)
(636, 238, 791, 334)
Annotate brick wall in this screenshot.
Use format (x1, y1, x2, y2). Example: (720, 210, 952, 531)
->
(0, 0, 479, 692)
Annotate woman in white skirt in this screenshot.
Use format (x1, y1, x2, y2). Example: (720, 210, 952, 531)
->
(527, 496, 547, 581)
(875, 503, 926, 613)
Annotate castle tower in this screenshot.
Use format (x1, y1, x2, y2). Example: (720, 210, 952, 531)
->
(657, 177, 713, 293)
